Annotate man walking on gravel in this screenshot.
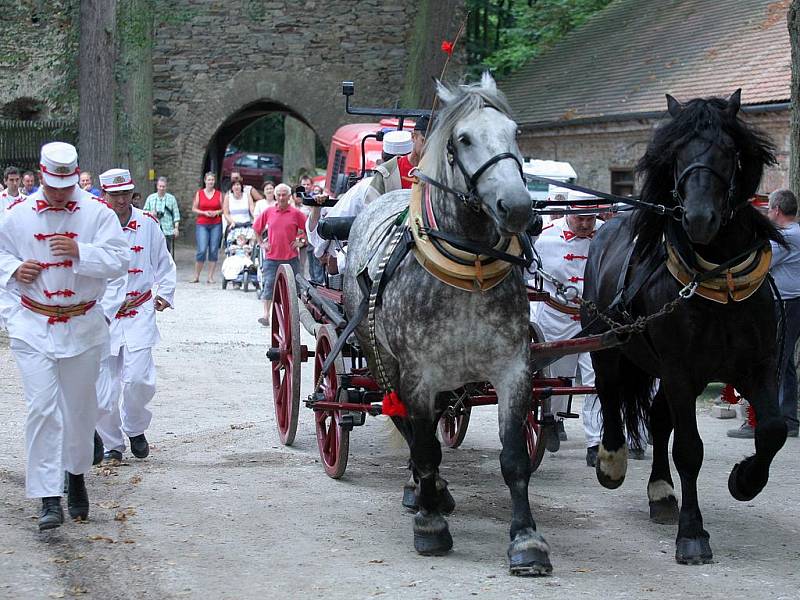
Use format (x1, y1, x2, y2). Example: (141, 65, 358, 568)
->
(96, 168, 176, 462)
(0, 143, 129, 530)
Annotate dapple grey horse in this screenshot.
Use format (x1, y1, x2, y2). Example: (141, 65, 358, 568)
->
(343, 73, 552, 575)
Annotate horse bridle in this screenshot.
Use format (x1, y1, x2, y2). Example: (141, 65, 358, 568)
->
(671, 143, 742, 223)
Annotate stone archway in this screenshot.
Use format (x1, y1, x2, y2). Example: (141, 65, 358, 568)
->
(165, 68, 349, 209)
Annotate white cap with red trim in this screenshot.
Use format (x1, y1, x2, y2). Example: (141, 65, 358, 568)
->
(40, 142, 80, 189)
(99, 168, 135, 192)
(568, 189, 601, 216)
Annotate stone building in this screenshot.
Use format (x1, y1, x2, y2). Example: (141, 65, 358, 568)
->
(0, 0, 462, 211)
(502, 0, 791, 196)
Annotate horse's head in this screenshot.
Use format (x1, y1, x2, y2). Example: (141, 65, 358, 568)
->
(428, 72, 532, 236)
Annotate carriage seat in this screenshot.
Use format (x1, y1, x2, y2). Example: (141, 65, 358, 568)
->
(317, 216, 356, 241)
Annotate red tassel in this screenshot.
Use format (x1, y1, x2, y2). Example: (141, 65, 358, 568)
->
(746, 403, 757, 428)
(720, 384, 740, 405)
(381, 390, 407, 417)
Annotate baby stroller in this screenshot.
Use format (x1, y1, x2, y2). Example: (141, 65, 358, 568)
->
(221, 223, 260, 292)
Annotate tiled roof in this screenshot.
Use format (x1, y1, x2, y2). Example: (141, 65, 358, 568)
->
(502, 0, 792, 126)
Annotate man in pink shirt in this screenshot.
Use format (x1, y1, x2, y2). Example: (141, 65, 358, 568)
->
(253, 183, 307, 326)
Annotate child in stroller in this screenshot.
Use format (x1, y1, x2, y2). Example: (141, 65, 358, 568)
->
(221, 223, 260, 291)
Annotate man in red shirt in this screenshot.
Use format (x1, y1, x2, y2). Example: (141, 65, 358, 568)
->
(253, 183, 307, 326)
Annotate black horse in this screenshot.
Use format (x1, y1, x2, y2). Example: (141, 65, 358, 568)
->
(582, 90, 788, 565)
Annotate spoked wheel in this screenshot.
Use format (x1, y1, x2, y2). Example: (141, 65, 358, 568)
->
(527, 323, 551, 472)
(438, 392, 471, 449)
(524, 404, 547, 472)
(270, 263, 302, 446)
(313, 324, 349, 478)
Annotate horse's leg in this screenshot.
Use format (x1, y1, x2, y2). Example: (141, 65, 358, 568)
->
(496, 364, 551, 576)
(648, 385, 679, 523)
(663, 379, 712, 565)
(406, 411, 453, 556)
(395, 411, 455, 514)
(592, 349, 628, 489)
(728, 367, 787, 501)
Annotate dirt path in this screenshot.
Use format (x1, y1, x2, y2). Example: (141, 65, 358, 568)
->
(1, 244, 798, 599)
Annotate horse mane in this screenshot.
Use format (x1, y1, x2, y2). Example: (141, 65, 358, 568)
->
(632, 95, 783, 249)
(420, 75, 515, 188)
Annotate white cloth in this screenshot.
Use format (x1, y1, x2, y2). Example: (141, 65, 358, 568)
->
(0, 186, 129, 358)
(306, 177, 374, 262)
(12, 339, 103, 497)
(221, 254, 253, 280)
(0, 188, 25, 210)
(253, 198, 274, 220)
(106, 207, 176, 356)
(96, 347, 156, 452)
(530, 217, 602, 446)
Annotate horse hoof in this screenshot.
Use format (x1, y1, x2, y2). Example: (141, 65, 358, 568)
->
(402, 485, 418, 511)
(595, 444, 626, 489)
(728, 461, 766, 502)
(508, 529, 552, 577)
(413, 512, 453, 556)
(649, 496, 679, 524)
(675, 536, 713, 565)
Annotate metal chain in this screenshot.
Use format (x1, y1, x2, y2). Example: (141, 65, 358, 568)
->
(535, 265, 697, 337)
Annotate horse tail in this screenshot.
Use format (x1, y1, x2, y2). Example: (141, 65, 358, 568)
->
(615, 353, 655, 450)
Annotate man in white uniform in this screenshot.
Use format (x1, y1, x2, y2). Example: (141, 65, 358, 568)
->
(530, 189, 604, 466)
(96, 168, 176, 462)
(306, 131, 414, 272)
(0, 143, 129, 530)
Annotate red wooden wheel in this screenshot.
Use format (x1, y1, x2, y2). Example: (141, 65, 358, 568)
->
(270, 263, 302, 446)
(439, 401, 471, 449)
(524, 404, 547, 472)
(527, 322, 550, 472)
(313, 324, 349, 479)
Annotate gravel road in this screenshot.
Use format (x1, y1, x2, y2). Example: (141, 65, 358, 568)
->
(1, 244, 798, 600)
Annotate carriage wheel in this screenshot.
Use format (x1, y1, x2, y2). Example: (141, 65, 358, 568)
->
(313, 324, 349, 478)
(527, 322, 551, 472)
(438, 398, 471, 449)
(270, 263, 302, 446)
(524, 405, 547, 472)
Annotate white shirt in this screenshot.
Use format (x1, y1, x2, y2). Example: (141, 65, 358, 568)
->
(529, 216, 602, 336)
(0, 186, 130, 358)
(105, 207, 177, 355)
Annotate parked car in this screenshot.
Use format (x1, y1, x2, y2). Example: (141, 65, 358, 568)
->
(221, 152, 282, 190)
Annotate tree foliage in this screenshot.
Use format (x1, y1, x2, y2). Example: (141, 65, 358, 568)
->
(465, 0, 615, 77)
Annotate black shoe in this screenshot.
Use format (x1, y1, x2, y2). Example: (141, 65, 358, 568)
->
(39, 497, 64, 531)
(586, 445, 599, 467)
(66, 472, 89, 521)
(129, 434, 149, 459)
(557, 420, 567, 441)
(104, 449, 123, 463)
(544, 423, 560, 453)
(93, 431, 104, 466)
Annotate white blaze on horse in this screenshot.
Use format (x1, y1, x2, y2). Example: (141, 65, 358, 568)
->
(343, 73, 551, 575)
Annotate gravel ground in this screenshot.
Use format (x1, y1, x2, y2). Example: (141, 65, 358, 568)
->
(1, 243, 798, 600)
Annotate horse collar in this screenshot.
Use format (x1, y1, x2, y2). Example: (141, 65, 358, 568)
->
(664, 236, 771, 304)
(408, 183, 523, 292)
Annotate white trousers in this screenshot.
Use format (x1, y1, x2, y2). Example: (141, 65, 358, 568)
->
(548, 351, 602, 447)
(96, 346, 156, 453)
(11, 340, 102, 498)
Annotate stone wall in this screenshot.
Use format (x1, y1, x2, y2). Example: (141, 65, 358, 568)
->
(151, 0, 423, 207)
(518, 110, 791, 194)
(0, 0, 78, 120)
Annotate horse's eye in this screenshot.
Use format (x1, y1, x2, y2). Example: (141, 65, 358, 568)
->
(458, 135, 471, 146)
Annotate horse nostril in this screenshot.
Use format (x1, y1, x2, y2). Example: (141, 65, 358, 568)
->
(497, 199, 509, 217)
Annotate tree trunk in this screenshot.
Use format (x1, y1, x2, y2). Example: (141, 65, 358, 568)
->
(116, 0, 154, 196)
(283, 116, 316, 185)
(789, 0, 800, 194)
(78, 0, 117, 179)
(401, 0, 466, 109)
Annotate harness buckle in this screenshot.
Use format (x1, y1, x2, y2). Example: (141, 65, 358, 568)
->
(679, 280, 698, 299)
(556, 284, 580, 304)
